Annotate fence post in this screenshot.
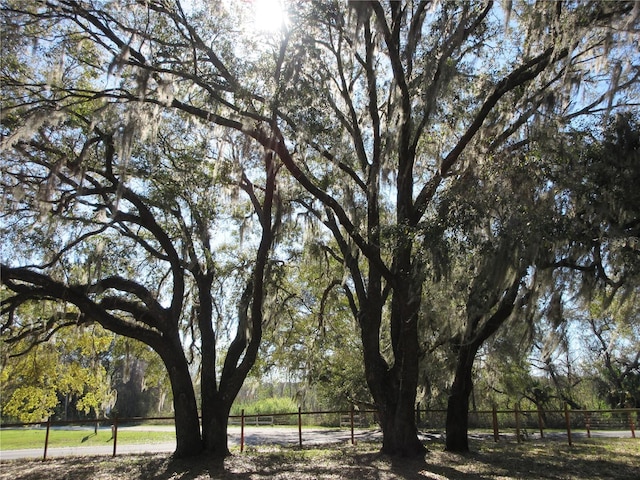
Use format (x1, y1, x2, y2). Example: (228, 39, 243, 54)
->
(240, 409, 245, 453)
(298, 407, 303, 449)
(515, 404, 521, 443)
(349, 405, 355, 445)
(43, 417, 51, 461)
(492, 405, 499, 442)
(564, 404, 572, 447)
(112, 415, 119, 457)
(628, 411, 636, 439)
(536, 405, 545, 439)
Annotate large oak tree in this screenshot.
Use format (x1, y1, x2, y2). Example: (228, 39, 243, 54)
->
(1, 106, 283, 457)
(2, 0, 638, 456)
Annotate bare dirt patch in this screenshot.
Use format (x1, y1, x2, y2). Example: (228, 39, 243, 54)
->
(0, 438, 637, 480)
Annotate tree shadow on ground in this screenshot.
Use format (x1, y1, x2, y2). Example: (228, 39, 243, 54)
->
(386, 451, 493, 480)
(2, 439, 637, 480)
(461, 439, 640, 480)
(141, 447, 497, 480)
(80, 432, 97, 443)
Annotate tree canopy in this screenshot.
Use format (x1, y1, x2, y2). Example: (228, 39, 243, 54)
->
(0, 68, 284, 456)
(1, 0, 639, 457)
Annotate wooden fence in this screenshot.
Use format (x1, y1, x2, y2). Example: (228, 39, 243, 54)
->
(0, 406, 636, 460)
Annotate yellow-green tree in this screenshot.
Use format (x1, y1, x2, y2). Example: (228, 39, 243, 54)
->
(1, 310, 114, 423)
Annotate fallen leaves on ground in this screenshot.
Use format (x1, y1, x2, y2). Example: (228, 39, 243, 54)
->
(0, 438, 637, 480)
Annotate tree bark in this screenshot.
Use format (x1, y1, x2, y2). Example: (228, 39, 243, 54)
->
(360, 280, 426, 457)
(445, 343, 478, 452)
(195, 271, 229, 457)
(159, 344, 203, 458)
(201, 396, 231, 457)
(378, 392, 426, 456)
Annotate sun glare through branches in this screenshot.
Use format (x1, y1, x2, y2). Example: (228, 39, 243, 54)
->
(250, 0, 288, 33)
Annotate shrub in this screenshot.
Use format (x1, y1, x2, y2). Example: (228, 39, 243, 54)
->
(231, 397, 299, 424)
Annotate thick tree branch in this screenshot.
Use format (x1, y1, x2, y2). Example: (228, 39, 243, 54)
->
(1, 264, 166, 347)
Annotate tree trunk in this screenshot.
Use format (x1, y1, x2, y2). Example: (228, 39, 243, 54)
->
(196, 271, 231, 457)
(361, 283, 426, 457)
(383, 253, 426, 456)
(445, 343, 477, 452)
(161, 348, 203, 457)
(201, 395, 231, 457)
(379, 393, 426, 456)
(445, 275, 522, 453)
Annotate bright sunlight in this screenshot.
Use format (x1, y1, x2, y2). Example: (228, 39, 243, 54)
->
(251, 0, 288, 33)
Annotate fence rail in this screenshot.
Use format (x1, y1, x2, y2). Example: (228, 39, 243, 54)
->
(0, 406, 636, 460)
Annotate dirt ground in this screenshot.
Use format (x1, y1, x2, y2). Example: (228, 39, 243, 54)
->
(1, 438, 638, 480)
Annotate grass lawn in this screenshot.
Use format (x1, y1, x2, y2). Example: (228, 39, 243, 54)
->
(0, 437, 638, 479)
(0, 428, 175, 450)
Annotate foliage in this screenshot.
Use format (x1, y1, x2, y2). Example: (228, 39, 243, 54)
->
(254, 239, 371, 412)
(541, 114, 640, 304)
(1, 0, 639, 457)
(521, 114, 640, 411)
(580, 294, 640, 408)
(0, 53, 282, 455)
(109, 337, 173, 418)
(231, 397, 298, 417)
(1, 322, 114, 423)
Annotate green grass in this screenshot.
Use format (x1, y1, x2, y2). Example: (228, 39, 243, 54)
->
(0, 428, 175, 450)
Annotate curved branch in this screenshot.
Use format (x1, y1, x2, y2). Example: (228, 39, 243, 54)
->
(414, 45, 561, 222)
(1, 264, 166, 347)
